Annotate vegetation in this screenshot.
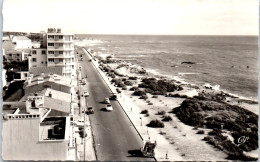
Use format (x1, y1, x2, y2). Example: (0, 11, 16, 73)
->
(162, 115, 172, 122)
(173, 98, 258, 160)
(3, 81, 25, 101)
(128, 76, 137, 80)
(147, 119, 165, 128)
(138, 77, 183, 95)
(156, 110, 166, 116)
(140, 109, 148, 114)
(133, 90, 146, 96)
(130, 86, 139, 91)
(124, 80, 133, 86)
(196, 130, 205, 134)
(4, 60, 28, 71)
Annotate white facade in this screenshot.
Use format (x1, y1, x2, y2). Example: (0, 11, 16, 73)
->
(46, 28, 75, 78)
(29, 48, 47, 68)
(12, 36, 32, 50)
(28, 28, 75, 78)
(5, 50, 24, 62)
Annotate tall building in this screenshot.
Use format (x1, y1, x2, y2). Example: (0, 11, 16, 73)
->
(29, 28, 76, 78)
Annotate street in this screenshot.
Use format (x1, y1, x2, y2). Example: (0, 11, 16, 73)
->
(78, 50, 154, 161)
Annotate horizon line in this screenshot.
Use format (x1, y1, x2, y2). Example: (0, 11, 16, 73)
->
(2, 31, 258, 37)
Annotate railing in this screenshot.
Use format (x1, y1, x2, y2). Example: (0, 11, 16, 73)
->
(4, 114, 40, 120)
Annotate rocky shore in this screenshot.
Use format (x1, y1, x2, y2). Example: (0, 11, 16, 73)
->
(84, 47, 258, 161)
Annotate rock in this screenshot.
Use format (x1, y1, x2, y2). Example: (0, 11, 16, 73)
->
(181, 61, 196, 65)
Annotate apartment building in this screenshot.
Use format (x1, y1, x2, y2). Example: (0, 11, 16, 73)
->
(28, 28, 75, 78)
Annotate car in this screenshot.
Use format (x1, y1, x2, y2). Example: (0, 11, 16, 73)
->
(80, 81, 86, 85)
(106, 104, 113, 111)
(104, 97, 110, 104)
(110, 94, 117, 100)
(83, 91, 89, 97)
(86, 107, 94, 114)
(75, 119, 90, 127)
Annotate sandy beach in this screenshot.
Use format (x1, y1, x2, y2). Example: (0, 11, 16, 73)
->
(77, 43, 258, 161)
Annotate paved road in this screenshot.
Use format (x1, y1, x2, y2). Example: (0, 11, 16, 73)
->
(79, 50, 154, 161)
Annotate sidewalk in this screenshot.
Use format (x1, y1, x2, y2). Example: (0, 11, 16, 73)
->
(73, 54, 96, 161)
(83, 48, 179, 160)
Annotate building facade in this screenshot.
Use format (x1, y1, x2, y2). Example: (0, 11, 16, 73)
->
(28, 28, 76, 78)
(12, 36, 32, 50)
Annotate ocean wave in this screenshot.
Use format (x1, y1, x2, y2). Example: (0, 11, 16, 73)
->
(178, 72, 201, 76)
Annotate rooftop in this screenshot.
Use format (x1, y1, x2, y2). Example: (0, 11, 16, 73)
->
(29, 67, 63, 76)
(12, 36, 31, 41)
(39, 117, 66, 141)
(25, 73, 72, 88)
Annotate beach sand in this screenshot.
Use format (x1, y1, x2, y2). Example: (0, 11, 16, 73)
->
(82, 47, 258, 161)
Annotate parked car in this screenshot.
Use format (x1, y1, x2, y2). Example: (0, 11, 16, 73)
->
(75, 119, 90, 127)
(86, 107, 94, 114)
(104, 97, 110, 104)
(110, 94, 117, 100)
(106, 104, 113, 111)
(83, 91, 89, 97)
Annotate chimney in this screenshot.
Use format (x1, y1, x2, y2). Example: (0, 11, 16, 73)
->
(49, 91, 52, 97)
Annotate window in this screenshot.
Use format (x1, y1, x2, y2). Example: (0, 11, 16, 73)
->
(59, 51, 63, 54)
(42, 50, 46, 54)
(48, 58, 54, 62)
(41, 61, 44, 64)
(59, 58, 63, 62)
(48, 35, 54, 39)
(48, 51, 54, 54)
(17, 54, 20, 56)
(9, 54, 12, 56)
(32, 50, 36, 54)
(17, 59, 20, 61)
(59, 36, 63, 39)
(48, 43, 54, 46)
(32, 58, 37, 62)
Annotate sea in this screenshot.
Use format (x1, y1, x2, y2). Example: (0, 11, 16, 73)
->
(75, 35, 258, 100)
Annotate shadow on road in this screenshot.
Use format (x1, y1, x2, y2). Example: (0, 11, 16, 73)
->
(100, 108, 108, 112)
(127, 149, 145, 158)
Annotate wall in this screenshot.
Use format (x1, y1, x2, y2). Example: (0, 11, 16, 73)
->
(2, 117, 69, 160)
(25, 81, 71, 94)
(29, 49, 47, 69)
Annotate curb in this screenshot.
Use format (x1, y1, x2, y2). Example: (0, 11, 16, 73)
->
(83, 48, 157, 161)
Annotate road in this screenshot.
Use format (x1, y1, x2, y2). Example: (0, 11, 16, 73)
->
(78, 50, 154, 161)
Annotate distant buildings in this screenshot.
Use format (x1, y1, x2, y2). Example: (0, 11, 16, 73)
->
(12, 36, 32, 50)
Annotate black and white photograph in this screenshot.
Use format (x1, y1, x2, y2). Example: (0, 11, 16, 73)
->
(1, 0, 259, 161)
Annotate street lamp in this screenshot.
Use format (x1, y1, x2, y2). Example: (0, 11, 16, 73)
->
(140, 117, 142, 126)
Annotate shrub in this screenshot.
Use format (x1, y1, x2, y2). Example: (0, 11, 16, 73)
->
(162, 115, 172, 121)
(124, 80, 133, 86)
(129, 76, 137, 80)
(157, 110, 166, 116)
(147, 119, 165, 128)
(130, 86, 139, 91)
(152, 95, 158, 98)
(122, 87, 127, 90)
(208, 129, 222, 136)
(140, 95, 148, 100)
(133, 90, 146, 96)
(197, 130, 205, 134)
(140, 109, 148, 114)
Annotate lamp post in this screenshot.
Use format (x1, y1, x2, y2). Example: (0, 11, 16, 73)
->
(140, 117, 142, 126)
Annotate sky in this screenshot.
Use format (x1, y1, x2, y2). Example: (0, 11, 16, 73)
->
(2, 0, 259, 35)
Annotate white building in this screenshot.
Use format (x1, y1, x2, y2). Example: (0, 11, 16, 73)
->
(28, 28, 75, 78)
(12, 36, 32, 50)
(29, 48, 47, 68)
